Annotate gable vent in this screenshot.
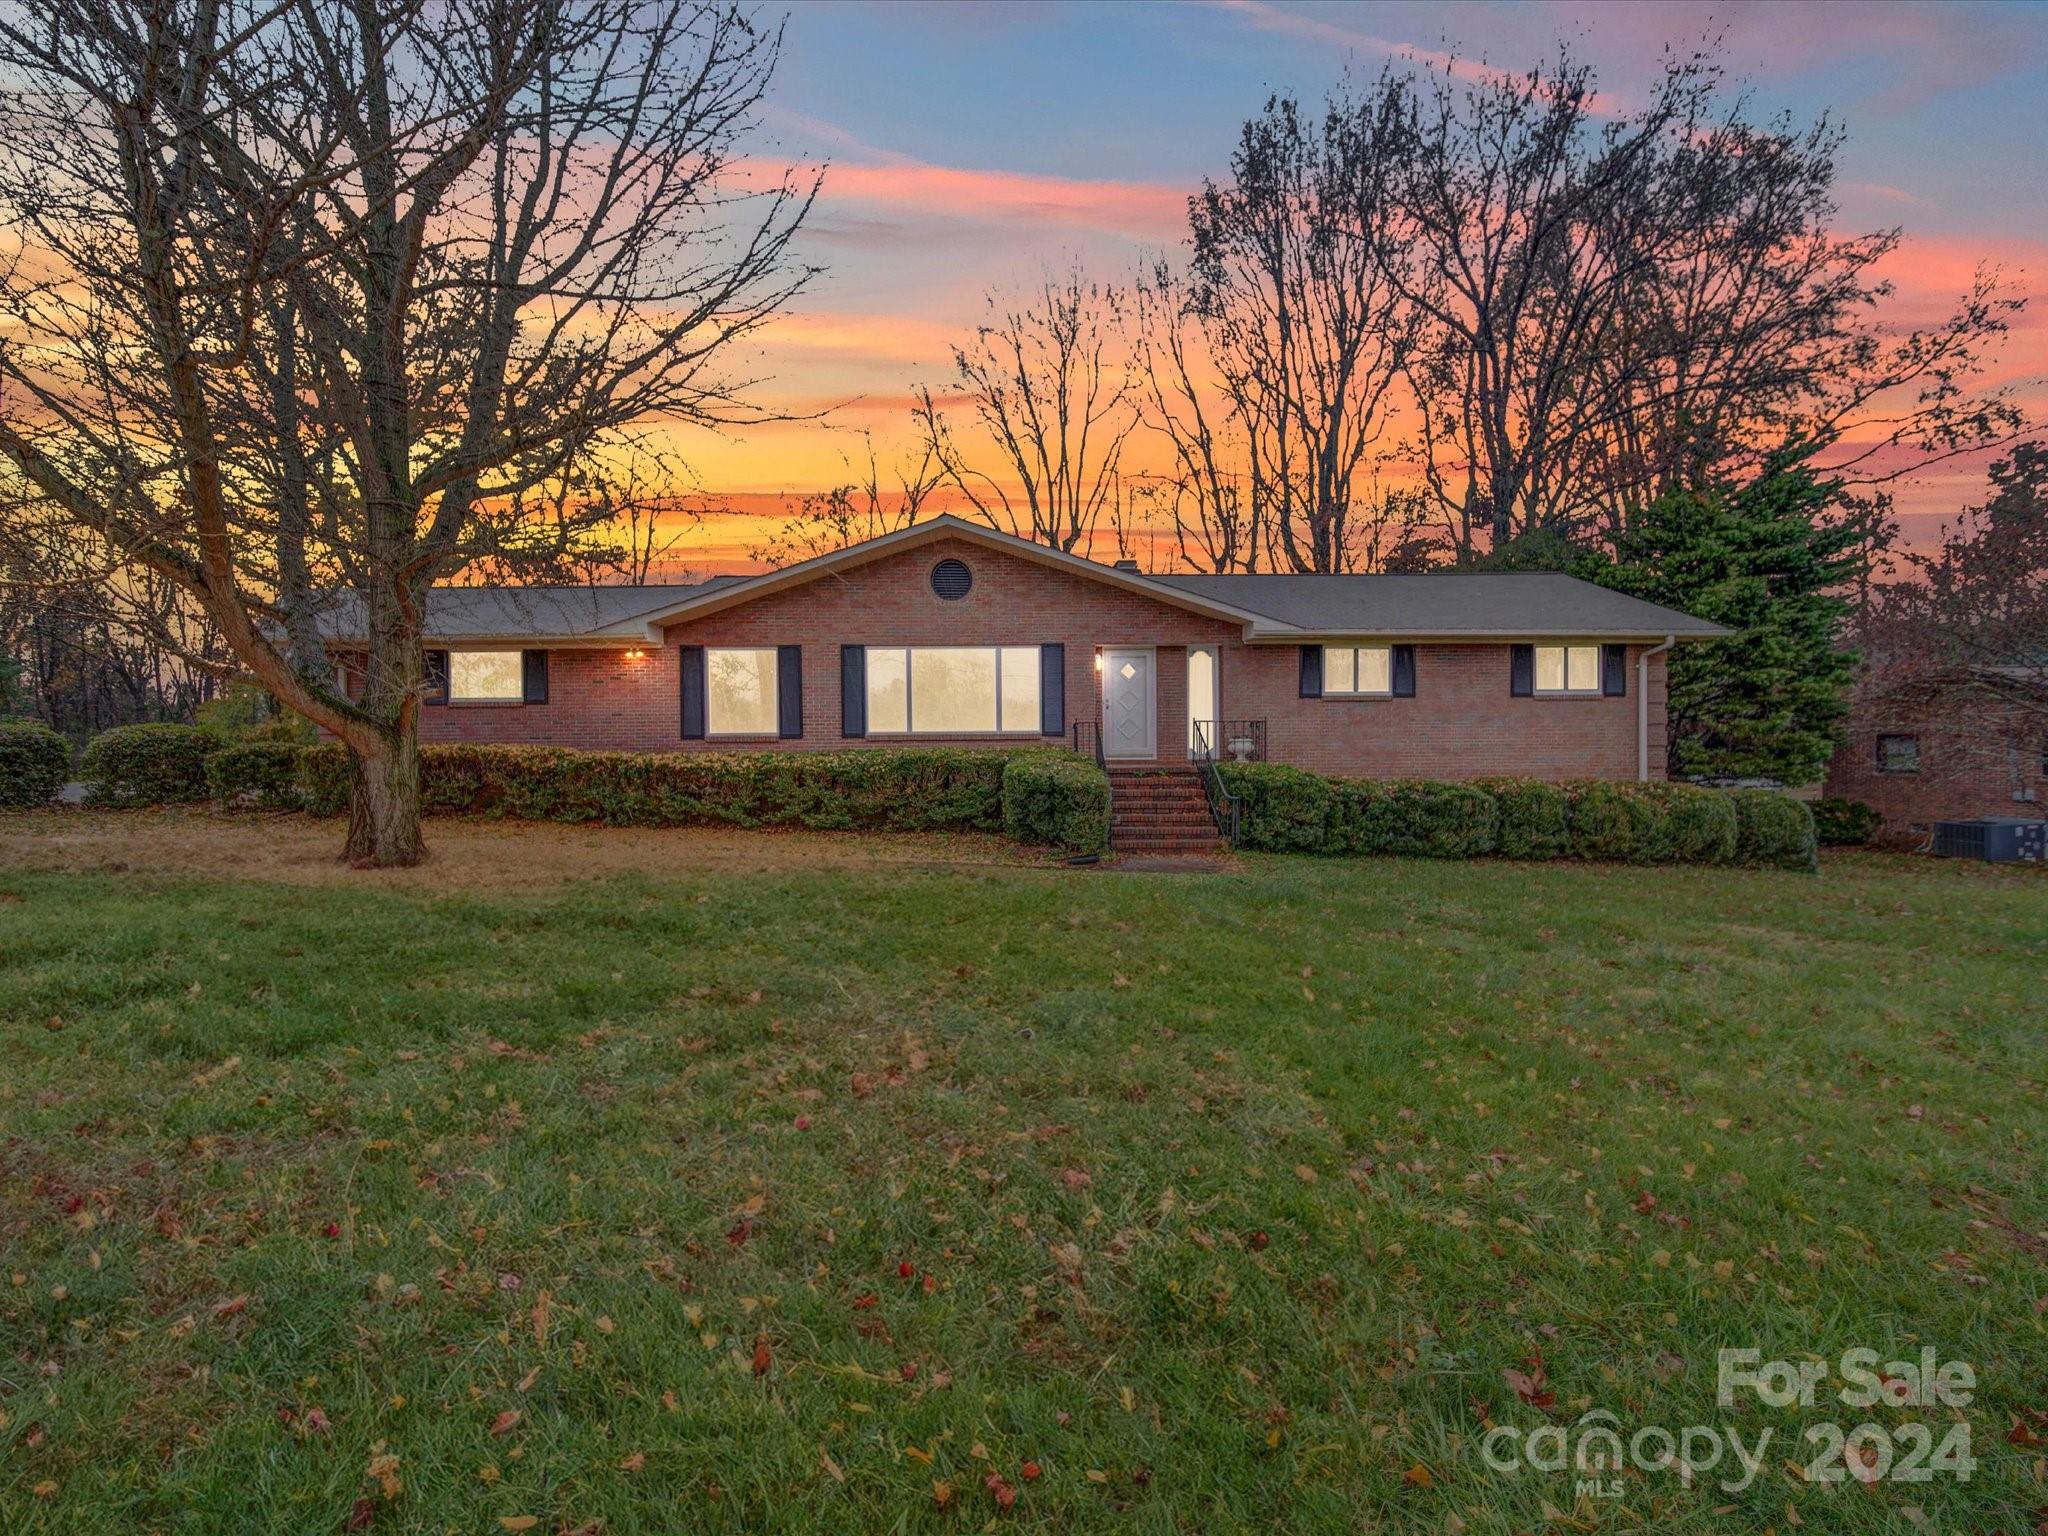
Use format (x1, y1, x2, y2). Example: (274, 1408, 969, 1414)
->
(930, 557, 973, 600)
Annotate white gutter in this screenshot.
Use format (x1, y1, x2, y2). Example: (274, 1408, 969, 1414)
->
(1638, 635, 1675, 781)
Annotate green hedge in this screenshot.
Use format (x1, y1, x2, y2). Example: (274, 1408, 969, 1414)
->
(298, 742, 1039, 836)
(1220, 763, 1809, 870)
(206, 741, 310, 811)
(1812, 796, 1879, 847)
(1474, 777, 1568, 861)
(1001, 751, 1111, 853)
(0, 722, 70, 809)
(1214, 762, 1336, 853)
(1729, 789, 1819, 871)
(1333, 778, 1496, 858)
(79, 723, 211, 807)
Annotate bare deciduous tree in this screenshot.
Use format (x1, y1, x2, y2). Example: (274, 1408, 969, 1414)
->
(913, 266, 1138, 554)
(0, 0, 819, 864)
(1187, 88, 1419, 573)
(1382, 46, 2027, 559)
(750, 434, 943, 566)
(1131, 260, 1259, 573)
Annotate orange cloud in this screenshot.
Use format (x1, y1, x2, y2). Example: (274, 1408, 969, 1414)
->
(815, 160, 1186, 241)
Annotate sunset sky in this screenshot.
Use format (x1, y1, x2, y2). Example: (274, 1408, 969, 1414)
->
(672, 0, 2048, 574)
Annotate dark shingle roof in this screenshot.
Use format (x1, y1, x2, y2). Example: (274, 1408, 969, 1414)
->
(318, 552, 1723, 644)
(1153, 571, 1728, 638)
(316, 580, 742, 643)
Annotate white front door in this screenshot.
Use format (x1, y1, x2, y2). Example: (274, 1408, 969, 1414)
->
(1101, 648, 1156, 760)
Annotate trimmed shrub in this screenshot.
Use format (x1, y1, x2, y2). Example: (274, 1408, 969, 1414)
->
(1729, 789, 1818, 871)
(1215, 761, 1336, 852)
(1639, 782, 1739, 865)
(1812, 796, 1880, 847)
(80, 723, 211, 806)
(1002, 751, 1111, 853)
(195, 679, 317, 747)
(1475, 778, 1569, 861)
(1333, 778, 1496, 858)
(1563, 781, 1665, 863)
(298, 743, 352, 817)
(206, 741, 309, 810)
(296, 743, 1024, 836)
(0, 722, 70, 809)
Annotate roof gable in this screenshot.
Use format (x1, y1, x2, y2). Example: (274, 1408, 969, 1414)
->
(628, 515, 1287, 638)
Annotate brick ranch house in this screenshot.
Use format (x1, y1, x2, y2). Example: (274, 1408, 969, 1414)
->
(325, 517, 1726, 845)
(1824, 664, 2047, 840)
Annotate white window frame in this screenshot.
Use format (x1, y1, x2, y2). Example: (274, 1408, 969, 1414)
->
(1323, 644, 1393, 698)
(864, 645, 1042, 736)
(447, 649, 524, 705)
(704, 646, 781, 737)
(1532, 644, 1603, 697)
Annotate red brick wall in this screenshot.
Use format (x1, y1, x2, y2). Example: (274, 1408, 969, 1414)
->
(1825, 712, 2046, 836)
(386, 536, 1666, 780)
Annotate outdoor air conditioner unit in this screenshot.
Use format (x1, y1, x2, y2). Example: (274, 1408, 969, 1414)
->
(1929, 818, 2046, 863)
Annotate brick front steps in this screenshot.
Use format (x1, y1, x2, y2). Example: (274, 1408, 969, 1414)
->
(1107, 765, 1222, 855)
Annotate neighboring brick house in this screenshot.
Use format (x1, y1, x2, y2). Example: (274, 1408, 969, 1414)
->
(1825, 671, 2047, 840)
(324, 515, 1725, 783)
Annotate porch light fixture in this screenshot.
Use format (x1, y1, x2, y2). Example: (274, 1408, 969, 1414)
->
(1093, 654, 1104, 672)
(624, 648, 646, 661)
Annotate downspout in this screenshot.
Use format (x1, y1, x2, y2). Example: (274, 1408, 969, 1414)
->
(1638, 636, 1675, 782)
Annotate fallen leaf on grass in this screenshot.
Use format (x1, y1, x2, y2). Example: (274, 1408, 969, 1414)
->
(489, 1410, 521, 1437)
(498, 1519, 538, 1533)
(1502, 1364, 1555, 1410)
(820, 1448, 845, 1483)
(617, 1451, 646, 1473)
(1402, 1463, 1433, 1488)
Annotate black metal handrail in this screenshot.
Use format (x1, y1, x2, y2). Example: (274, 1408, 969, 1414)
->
(1192, 720, 1243, 846)
(1190, 719, 1266, 764)
(1071, 719, 1104, 768)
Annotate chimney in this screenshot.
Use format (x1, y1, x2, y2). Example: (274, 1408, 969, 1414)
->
(1113, 557, 1141, 573)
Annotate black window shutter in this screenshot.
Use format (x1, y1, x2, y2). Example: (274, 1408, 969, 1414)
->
(521, 649, 549, 704)
(1391, 644, 1416, 698)
(840, 645, 866, 738)
(1602, 644, 1627, 697)
(777, 645, 803, 738)
(1039, 643, 1065, 736)
(1298, 645, 1323, 699)
(1510, 644, 1534, 697)
(424, 649, 450, 705)
(678, 646, 706, 738)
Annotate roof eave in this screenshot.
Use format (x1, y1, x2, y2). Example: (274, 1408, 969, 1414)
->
(1244, 626, 1730, 643)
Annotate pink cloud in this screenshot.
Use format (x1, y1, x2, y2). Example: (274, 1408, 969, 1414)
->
(815, 159, 1186, 242)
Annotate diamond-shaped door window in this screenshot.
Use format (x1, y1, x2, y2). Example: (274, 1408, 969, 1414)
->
(1119, 662, 1137, 679)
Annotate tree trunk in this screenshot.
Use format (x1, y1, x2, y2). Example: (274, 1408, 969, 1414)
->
(343, 727, 424, 867)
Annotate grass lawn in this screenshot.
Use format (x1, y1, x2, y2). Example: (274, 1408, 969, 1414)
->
(1, 813, 2044, 1533)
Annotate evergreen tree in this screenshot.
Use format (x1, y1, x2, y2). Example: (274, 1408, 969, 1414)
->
(1584, 450, 1867, 783)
